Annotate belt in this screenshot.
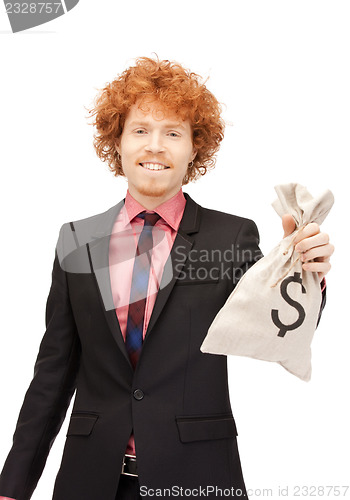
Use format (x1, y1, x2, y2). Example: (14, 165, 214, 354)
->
(121, 454, 138, 477)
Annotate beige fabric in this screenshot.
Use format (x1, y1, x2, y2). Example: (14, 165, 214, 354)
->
(201, 184, 334, 381)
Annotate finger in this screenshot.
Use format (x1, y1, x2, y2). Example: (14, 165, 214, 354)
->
(302, 260, 331, 278)
(295, 232, 329, 253)
(293, 223, 320, 246)
(299, 243, 335, 262)
(282, 214, 296, 238)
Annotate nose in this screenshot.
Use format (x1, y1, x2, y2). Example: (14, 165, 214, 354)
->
(144, 131, 165, 154)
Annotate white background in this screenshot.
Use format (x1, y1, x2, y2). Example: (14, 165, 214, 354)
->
(0, 1, 349, 499)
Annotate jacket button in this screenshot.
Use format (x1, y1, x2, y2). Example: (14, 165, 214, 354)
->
(133, 389, 144, 401)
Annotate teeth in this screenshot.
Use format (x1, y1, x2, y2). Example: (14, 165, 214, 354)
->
(141, 163, 168, 171)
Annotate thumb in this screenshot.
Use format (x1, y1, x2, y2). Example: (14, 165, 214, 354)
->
(282, 214, 296, 238)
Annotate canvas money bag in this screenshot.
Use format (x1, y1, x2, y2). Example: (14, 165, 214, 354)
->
(200, 183, 334, 381)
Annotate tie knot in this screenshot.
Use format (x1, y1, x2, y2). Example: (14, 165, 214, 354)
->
(139, 211, 161, 227)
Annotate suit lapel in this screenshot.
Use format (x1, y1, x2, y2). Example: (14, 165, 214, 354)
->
(83, 193, 200, 368)
(144, 193, 200, 341)
(86, 200, 133, 369)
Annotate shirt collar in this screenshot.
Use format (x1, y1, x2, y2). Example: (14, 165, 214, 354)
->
(124, 189, 186, 231)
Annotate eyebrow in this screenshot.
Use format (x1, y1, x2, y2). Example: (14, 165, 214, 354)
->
(127, 120, 187, 130)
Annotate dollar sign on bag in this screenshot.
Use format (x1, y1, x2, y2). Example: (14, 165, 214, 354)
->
(271, 272, 306, 337)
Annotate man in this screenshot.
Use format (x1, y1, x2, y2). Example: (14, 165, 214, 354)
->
(0, 57, 333, 500)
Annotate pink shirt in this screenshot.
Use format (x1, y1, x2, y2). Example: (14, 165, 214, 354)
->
(108, 188, 186, 455)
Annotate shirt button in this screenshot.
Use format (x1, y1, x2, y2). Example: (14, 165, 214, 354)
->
(133, 389, 144, 401)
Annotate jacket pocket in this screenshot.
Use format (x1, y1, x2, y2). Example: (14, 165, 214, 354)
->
(175, 414, 237, 443)
(66, 412, 99, 437)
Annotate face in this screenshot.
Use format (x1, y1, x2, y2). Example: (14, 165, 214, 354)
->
(116, 100, 197, 209)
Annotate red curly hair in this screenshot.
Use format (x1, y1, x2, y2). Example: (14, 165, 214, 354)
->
(89, 56, 225, 184)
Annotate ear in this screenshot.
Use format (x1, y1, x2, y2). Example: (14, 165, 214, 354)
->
(191, 148, 197, 162)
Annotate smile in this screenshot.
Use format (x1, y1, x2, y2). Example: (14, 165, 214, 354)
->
(139, 162, 170, 171)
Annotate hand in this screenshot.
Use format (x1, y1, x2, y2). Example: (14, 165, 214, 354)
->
(282, 214, 334, 282)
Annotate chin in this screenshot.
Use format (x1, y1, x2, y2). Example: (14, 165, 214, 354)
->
(137, 183, 169, 198)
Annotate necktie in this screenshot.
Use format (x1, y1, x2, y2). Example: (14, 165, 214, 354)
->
(125, 211, 161, 369)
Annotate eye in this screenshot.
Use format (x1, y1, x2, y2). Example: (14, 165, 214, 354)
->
(168, 131, 181, 138)
(135, 129, 147, 135)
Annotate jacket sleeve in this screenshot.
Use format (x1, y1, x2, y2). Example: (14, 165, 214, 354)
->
(316, 280, 327, 327)
(0, 225, 81, 500)
(232, 218, 263, 285)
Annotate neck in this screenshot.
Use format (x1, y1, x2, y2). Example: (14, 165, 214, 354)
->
(128, 186, 181, 210)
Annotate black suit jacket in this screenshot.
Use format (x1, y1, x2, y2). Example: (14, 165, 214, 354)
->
(0, 193, 325, 500)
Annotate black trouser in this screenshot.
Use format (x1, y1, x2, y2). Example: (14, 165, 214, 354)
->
(116, 474, 141, 499)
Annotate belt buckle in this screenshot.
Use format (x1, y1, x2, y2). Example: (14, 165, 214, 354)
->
(121, 454, 138, 477)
